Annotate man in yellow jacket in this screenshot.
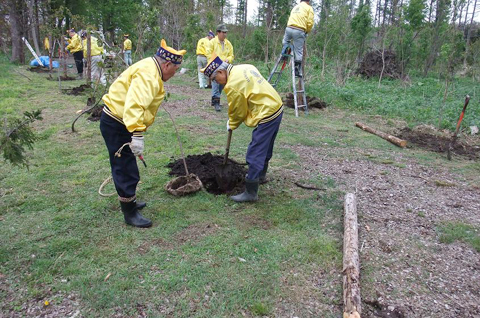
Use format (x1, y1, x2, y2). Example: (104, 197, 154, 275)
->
(205, 24, 234, 111)
(80, 31, 106, 85)
(282, 0, 314, 77)
(196, 30, 214, 89)
(100, 39, 186, 228)
(202, 55, 283, 202)
(123, 34, 133, 66)
(66, 28, 84, 79)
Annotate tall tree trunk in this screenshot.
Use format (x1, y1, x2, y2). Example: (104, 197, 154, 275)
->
(243, 0, 247, 38)
(8, 0, 25, 63)
(428, 0, 435, 23)
(424, 0, 449, 76)
(28, 0, 41, 56)
(463, 0, 478, 67)
(381, 0, 389, 32)
(463, 0, 471, 25)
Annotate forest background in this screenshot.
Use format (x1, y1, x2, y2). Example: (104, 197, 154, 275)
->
(2, 0, 480, 85)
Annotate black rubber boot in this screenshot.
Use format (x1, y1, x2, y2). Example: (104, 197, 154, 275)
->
(259, 163, 268, 184)
(294, 62, 302, 77)
(211, 96, 216, 107)
(136, 200, 146, 210)
(120, 201, 152, 228)
(231, 178, 259, 202)
(214, 97, 221, 112)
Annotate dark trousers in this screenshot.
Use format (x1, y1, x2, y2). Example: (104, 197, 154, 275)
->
(100, 111, 139, 201)
(246, 112, 283, 180)
(73, 51, 84, 75)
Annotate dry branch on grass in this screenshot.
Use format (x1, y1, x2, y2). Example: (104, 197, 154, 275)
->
(355, 122, 407, 148)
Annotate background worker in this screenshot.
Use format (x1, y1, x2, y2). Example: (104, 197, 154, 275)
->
(123, 34, 133, 66)
(66, 28, 84, 79)
(80, 31, 106, 85)
(100, 39, 186, 228)
(282, 0, 314, 77)
(202, 55, 283, 202)
(196, 30, 214, 89)
(205, 24, 234, 111)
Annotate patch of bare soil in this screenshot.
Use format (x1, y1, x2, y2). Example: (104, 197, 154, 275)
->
(283, 93, 329, 110)
(162, 83, 226, 121)
(137, 223, 218, 254)
(1, 275, 81, 318)
(282, 144, 480, 317)
(28, 66, 50, 73)
(398, 126, 480, 160)
(62, 84, 91, 95)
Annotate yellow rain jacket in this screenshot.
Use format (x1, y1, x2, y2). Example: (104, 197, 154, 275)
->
(224, 64, 283, 130)
(82, 36, 104, 56)
(102, 57, 165, 135)
(206, 36, 234, 62)
(66, 33, 82, 53)
(124, 39, 132, 50)
(196, 37, 210, 56)
(287, 1, 314, 33)
(44, 37, 50, 51)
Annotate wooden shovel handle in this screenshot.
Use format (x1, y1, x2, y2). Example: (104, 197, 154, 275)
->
(223, 130, 232, 165)
(453, 95, 470, 137)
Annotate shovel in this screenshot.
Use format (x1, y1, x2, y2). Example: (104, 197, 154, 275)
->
(215, 129, 235, 191)
(447, 95, 470, 160)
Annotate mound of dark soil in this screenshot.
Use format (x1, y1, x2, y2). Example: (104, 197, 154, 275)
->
(357, 50, 401, 79)
(46, 76, 77, 81)
(398, 127, 480, 160)
(28, 66, 50, 73)
(62, 84, 91, 95)
(283, 94, 328, 109)
(167, 153, 247, 195)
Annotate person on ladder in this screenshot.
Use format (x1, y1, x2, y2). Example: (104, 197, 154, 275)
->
(282, 0, 314, 77)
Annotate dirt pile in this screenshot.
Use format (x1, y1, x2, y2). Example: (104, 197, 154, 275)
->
(167, 153, 247, 195)
(62, 84, 91, 95)
(283, 94, 328, 109)
(357, 50, 401, 79)
(398, 126, 480, 160)
(28, 66, 50, 73)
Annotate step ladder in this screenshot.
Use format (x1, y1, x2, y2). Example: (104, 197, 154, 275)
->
(267, 44, 308, 117)
(22, 37, 44, 67)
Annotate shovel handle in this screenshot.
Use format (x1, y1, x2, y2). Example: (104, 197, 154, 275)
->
(223, 130, 232, 165)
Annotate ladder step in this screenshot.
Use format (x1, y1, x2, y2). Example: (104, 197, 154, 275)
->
(295, 90, 305, 93)
(296, 105, 307, 108)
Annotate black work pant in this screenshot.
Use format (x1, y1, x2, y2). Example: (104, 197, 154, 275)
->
(100, 110, 139, 201)
(73, 51, 84, 75)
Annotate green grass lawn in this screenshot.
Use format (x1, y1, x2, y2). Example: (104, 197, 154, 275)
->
(0, 56, 344, 317)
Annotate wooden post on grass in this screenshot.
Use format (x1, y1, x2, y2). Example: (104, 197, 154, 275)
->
(343, 193, 361, 318)
(355, 122, 407, 148)
(86, 32, 91, 84)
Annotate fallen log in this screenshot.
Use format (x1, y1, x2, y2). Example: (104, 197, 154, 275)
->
(343, 193, 361, 318)
(355, 122, 407, 148)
